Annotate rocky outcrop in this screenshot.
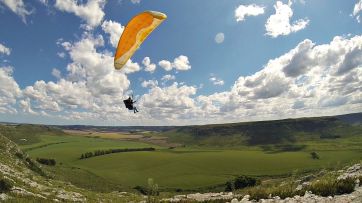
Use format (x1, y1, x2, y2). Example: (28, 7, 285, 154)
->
(338, 164, 361, 180)
(0, 134, 87, 202)
(228, 188, 362, 203)
(163, 163, 362, 203)
(163, 192, 239, 202)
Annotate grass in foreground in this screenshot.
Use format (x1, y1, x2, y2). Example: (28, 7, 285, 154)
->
(239, 175, 358, 201)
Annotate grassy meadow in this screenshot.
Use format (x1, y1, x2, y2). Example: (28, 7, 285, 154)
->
(19, 129, 362, 192)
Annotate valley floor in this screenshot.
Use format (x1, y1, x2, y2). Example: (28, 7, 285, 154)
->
(21, 130, 362, 192)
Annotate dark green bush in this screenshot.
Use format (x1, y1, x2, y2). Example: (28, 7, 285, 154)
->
(234, 176, 258, 189)
(225, 181, 234, 192)
(225, 175, 258, 191)
(25, 157, 46, 176)
(0, 178, 13, 193)
(36, 158, 56, 166)
(310, 152, 320, 159)
(134, 185, 148, 195)
(15, 152, 23, 159)
(335, 178, 355, 195)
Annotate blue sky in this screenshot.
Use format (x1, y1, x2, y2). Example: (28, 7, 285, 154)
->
(0, 0, 361, 126)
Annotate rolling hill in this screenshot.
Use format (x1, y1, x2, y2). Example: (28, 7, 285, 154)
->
(161, 113, 362, 147)
(0, 113, 361, 201)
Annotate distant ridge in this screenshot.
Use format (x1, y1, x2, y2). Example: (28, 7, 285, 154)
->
(159, 112, 362, 147)
(1, 112, 361, 130)
(58, 112, 362, 132)
(336, 112, 362, 125)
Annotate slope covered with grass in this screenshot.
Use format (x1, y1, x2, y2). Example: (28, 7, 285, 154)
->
(0, 133, 142, 202)
(0, 124, 64, 145)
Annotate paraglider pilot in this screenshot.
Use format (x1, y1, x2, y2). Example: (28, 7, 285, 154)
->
(123, 96, 139, 113)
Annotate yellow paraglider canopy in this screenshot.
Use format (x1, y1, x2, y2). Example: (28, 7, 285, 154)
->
(114, 11, 167, 70)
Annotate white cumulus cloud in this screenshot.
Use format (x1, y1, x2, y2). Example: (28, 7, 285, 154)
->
(142, 57, 156, 73)
(209, 76, 224, 86)
(38, 0, 48, 5)
(0, 66, 21, 114)
(19, 98, 37, 115)
(141, 80, 158, 88)
(0, 43, 11, 55)
(265, 1, 309, 38)
(101, 20, 124, 47)
(173, 55, 191, 71)
(0, 0, 32, 22)
(52, 68, 61, 79)
(54, 0, 106, 28)
(158, 60, 172, 71)
(235, 4, 265, 22)
(21, 32, 139, 121)
(161, 74, 175, 81)
(130, 0, 140, 4)
(141, 82, 197, 121)
(158, 55, 191, 71)
(353, 0, 362, 23)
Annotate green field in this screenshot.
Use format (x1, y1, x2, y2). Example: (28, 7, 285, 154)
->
(21, 132, 362, 192)
(21, 134, 156, 163)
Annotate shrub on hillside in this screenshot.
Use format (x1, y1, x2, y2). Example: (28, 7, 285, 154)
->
(0, 178, 13, 193)
(225, 175, 259, 191)
(235, 176, 258, 189)
(307, 177, 336, 196)
(240, 175, 357, 201)
(147, 178, 159, 196)
(335, 178, 355, 195)
(245, 183, 305, 201)
(307, 177, 355, 196)
(36, 158, 56, 166)
(310, 152, 320, 159)
(134, 178, 159, 197)
(15, 152, 24, 159)
(134, 185, 148, 195)
(244, 186, 270, 201)
(25, 157, 46, 176)
(225, 181, 235, 192)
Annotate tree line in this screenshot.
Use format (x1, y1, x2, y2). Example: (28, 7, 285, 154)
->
(80, 147, 156, 159)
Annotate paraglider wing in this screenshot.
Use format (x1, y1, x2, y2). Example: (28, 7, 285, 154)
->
(114, 11, 167, 70)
